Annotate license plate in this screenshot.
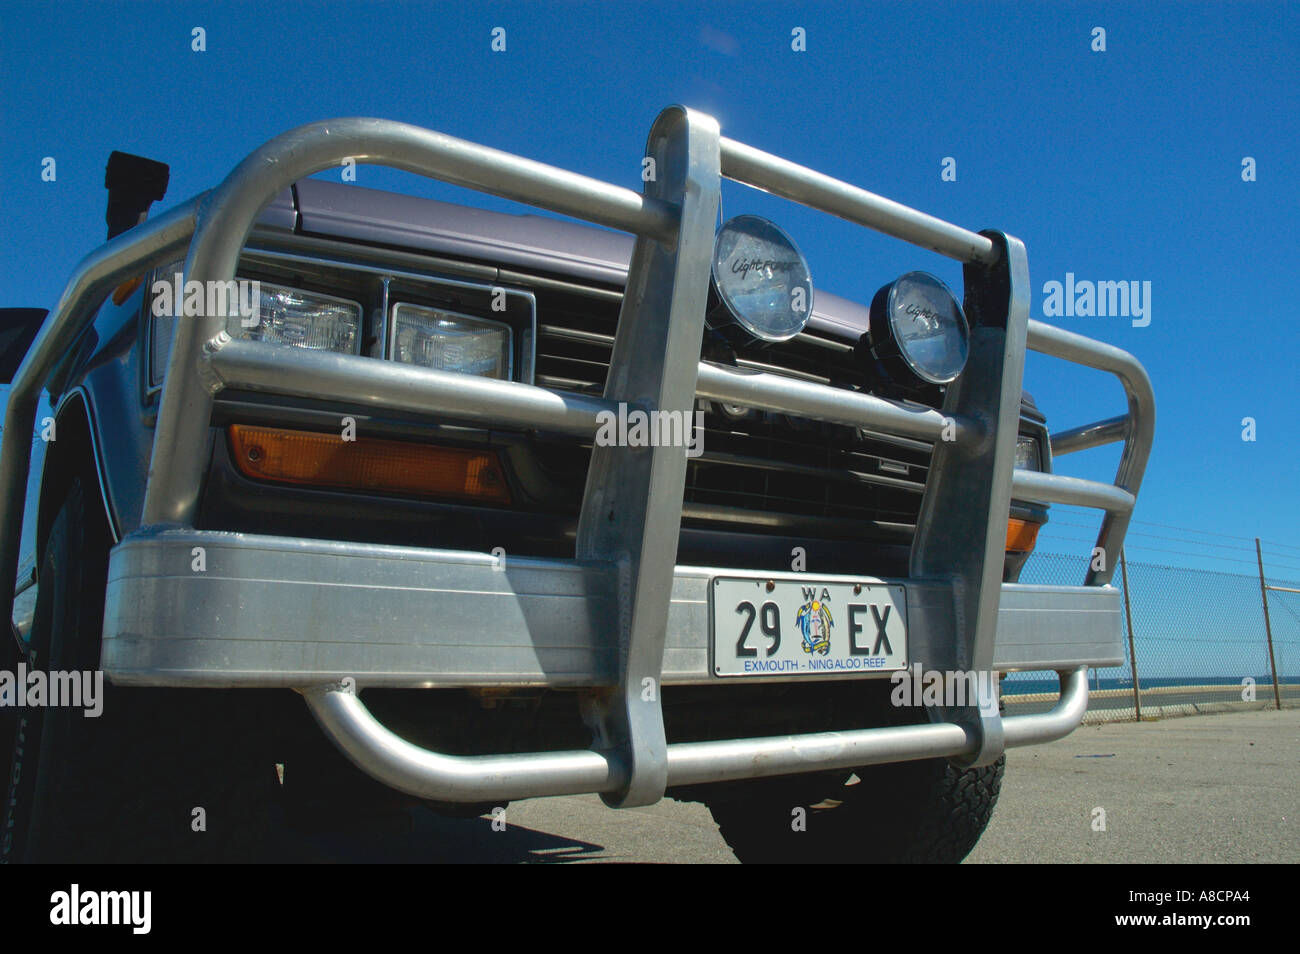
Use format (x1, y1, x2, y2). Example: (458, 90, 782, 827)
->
(711, 578, 908, 677)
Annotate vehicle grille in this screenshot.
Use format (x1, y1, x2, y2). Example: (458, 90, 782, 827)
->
(532, 286, 936, 544)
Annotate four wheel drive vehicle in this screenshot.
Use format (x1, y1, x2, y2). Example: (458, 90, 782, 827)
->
(0, 108, 1153, 863)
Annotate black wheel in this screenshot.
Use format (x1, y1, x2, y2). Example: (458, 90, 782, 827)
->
(706, 755, 1004, 864)
(1, 477, 281, 863)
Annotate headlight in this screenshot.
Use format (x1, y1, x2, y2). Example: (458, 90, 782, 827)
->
(1015, 435, 1042, 471)
(867, 271, 969, 386)
(149, 263, 361, 386)
(390, 303, 511, 379)
(242, 282, 361, 354)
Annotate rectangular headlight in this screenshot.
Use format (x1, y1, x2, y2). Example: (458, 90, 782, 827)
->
(390, 302, 511, 379)
(149, 265, 361, 386)
(240, 282, 361, 354)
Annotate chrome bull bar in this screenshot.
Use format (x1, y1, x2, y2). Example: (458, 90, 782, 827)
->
(1, 108, 1154, 807)
(304, 669, 1091, 803)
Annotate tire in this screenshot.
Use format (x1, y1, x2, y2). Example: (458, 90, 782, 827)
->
(706, 755, 1004, 864)
(1, 477, 281, 863)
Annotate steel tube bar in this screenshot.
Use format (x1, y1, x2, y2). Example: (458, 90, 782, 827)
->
(1000, 668, 1090, 746)
(695, 361, 970, 443)
(305, 685, 628, 801)
(0, 197, 200, 630)
(1051, 415, 1128, 456)
(207, 337, 617, 438)
(571, 106, 720, 808)
(1012, 470, 1136, 514)
(665, 721, 978, 787)
(1026, 319, 1155, 585)
(303, 666, 1089, 797)
(720, 138, 999, 265)
(906, 231, 1029, 769)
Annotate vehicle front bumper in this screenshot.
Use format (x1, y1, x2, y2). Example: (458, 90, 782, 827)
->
(103, 528, 1123, 689)
(101, 527, 1110, 801)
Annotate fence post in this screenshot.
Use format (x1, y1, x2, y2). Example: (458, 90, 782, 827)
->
(1119, 548, 1141, 721)
(1255, 539, 1283, 710)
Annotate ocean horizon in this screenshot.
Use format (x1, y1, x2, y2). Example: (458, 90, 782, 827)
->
(1000, 673, 1299, 695)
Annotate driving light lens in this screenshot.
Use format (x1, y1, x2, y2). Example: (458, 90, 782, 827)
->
(708, 215, 813, 344)
(868, 271, 969, 386)
(391, 303, 511, 379)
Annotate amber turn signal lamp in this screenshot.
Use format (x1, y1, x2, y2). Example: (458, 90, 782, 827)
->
(1005, 517, 1041, 554)
(228, 424, 511, 505)
(112, 275, 144, 305)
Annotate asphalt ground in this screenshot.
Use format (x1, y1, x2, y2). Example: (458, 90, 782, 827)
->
(290, 708, 1299, 863)
(968, 707, 1297, 863)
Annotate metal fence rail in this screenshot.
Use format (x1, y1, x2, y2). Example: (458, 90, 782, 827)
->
(1004, 550, 1300, 723)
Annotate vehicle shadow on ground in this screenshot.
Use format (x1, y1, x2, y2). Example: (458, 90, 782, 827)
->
(275, 806, 606, 863)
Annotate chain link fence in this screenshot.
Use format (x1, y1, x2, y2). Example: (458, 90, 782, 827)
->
(1002, 551, 1300, 724)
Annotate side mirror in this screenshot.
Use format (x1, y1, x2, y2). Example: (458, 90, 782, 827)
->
(0, 309, 48, 385)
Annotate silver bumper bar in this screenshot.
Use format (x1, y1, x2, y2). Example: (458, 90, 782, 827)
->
(101, 530, 1124, 688)
(3, 108, 1153, 806)
(303, 669, 1090, 802)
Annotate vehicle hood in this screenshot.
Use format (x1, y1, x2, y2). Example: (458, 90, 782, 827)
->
(289, 178, 871, 338)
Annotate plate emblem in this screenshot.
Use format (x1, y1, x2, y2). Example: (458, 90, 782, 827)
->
(796, 596, 833, 656)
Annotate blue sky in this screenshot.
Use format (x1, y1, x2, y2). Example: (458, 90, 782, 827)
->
(2, 0, 1299, 580)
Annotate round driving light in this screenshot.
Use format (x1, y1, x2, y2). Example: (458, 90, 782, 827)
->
(867, 271, 969, 386)
(708, 215, 813, 344)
